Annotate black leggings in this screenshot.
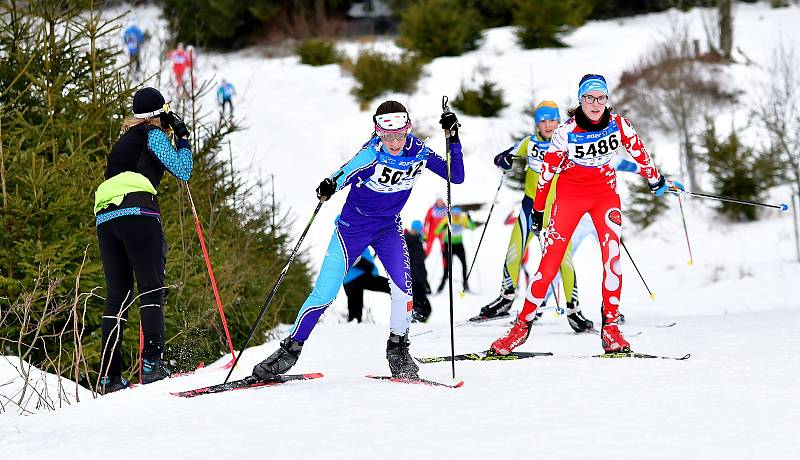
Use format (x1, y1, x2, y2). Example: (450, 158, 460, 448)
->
(343, 273, 391, 322)
(97, 215, 167, 378)
(438, 243, 468, 291)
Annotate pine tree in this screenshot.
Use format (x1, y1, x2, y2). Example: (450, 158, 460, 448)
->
(0, 1, 311, 385)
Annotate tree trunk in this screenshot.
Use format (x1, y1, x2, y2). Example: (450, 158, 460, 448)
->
(719, 0, 733, 60)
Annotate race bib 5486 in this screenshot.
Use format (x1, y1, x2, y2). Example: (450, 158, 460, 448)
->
(567, 121, 620, 167)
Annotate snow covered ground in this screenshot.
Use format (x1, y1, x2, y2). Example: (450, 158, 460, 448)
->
(2, 2, 799, 459)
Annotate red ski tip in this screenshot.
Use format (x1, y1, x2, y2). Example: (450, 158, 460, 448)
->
(301, 373, 324, 379)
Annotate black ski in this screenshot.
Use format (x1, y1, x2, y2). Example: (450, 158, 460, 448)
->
(586, 352, 690, 361)
(461, 312, 511, 325)
(365, 375, 464, 388)
(549, 329, 643, 337)
(415, 350, 552, 364)
(171, 373, 323, 398)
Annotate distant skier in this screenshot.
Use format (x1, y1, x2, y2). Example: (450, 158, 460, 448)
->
(475, 100, 593, 334)
(252, 101, 464, 381)
(342, 248, 391, 323)
(94, 87, 193, 394)
(217, 79, 236, 118)
(490, 74, 683, 355)
(422, 198, 447, 258)
(167, 43, 190, 97)
(434, 207, 479, 293)
(123, 20, 145, 74)
(404, 220, 432, 322)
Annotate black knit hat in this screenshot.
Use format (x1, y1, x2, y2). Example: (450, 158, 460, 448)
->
(133, 87, 166, 118)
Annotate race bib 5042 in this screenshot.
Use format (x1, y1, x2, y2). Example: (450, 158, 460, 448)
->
(365, 153, 426, 193)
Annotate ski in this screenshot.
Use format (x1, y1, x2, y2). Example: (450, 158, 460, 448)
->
(586, 352, 690, 361)
(460, 312, 511, 325)
(171, 373, 323, 398)
(549, 329, 643, 337)
(650, 322, 677, 328)
(415, 350, 552, 364)
(366, 375, 464, 388)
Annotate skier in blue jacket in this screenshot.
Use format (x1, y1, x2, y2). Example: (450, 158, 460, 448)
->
(343, 248, 391, 322)
(253, 100, 464, 380)
(123, 21, 145, 74)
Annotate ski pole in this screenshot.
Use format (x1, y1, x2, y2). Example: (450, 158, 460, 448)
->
(677, 195, 694, 266)
(184, 182, 237, 367)
(442, 95, 457, 380)
(620, 238, 655, 301)
(680, 190, 789, 211)
(536, 231, 564, 315)
(223, 197, 328, 384)
(460, 174, 504, 298)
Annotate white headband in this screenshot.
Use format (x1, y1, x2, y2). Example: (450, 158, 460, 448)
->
(374, 112, 410, 131)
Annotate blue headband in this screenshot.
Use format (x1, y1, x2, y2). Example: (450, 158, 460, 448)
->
(534, 106, 560, 124)
(578, 76, 609, 101)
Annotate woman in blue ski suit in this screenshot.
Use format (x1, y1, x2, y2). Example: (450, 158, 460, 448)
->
(253, 100, 464, 380)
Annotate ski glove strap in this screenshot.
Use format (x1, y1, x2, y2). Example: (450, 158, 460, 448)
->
(316, 177, 336, 201)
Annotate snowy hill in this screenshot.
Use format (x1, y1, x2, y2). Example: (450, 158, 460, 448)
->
(2, 3, 799, 459)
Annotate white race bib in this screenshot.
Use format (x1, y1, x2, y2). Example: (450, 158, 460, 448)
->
(365, 155, 426, 193)
(567, 120, 621, 167)
(527, 137, 550, 171)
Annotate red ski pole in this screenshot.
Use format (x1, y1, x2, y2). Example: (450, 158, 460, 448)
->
(184, 182, 237, 368)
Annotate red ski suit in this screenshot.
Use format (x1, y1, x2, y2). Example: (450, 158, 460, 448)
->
(423, 205, 447, 258)
(520, 111, 661, 326)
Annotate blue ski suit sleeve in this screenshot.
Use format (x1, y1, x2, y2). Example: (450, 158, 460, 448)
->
(331, 139, 379, 191)
(147, 129, 193, 181)
(425, 141, 464, 184)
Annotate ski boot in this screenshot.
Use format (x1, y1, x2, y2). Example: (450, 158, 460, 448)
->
(490, 318, 533, 356)
(566, 302, 594, 333)
(252, 337, 303, 381)
(97, 376, 130, 395)
(474, 288, 515, 320)
(601, 322, 631, 353)
(386, 333, 419, 379)
(142, 359, 172, 384)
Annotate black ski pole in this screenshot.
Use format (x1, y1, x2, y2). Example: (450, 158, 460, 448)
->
(223, 196, 329, 384)
(620, 238, 655, 301)
(680, 190, 789, 211)
(461, 174, 504, 297)
(442, 95, 457, 380)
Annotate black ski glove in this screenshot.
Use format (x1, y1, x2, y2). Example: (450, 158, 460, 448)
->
(531, 209, 545, 233)
(168, 112, 190, 139)
(316, 177, 336, 201)
(440, 112, 460, 144)
(494, 151, 514, 171)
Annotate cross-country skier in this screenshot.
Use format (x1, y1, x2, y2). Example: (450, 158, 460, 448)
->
(474, 100, 594, 333)
(167, 43, 190, 97)
(404, 220, 432, 322)
(252, 101, 464, 380)
(94, 87, 193, 394)
(343, 248, 391, 323)
(423, 198, 447, 258)
(491, 74, 683, 355)
(217, 79, 236, 118)
(434, 207, 478, 293)
(123, 19, 145, 74)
